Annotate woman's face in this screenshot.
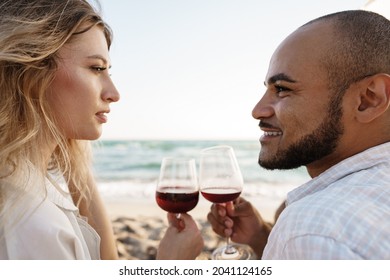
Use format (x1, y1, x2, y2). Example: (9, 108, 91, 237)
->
(46, 25, 120, 140)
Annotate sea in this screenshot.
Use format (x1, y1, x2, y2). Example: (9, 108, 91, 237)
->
(92, 140, 311, 202)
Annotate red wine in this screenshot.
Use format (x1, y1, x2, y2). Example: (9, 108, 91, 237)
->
(156, 187, 199, 213)
(201, 187, 241, 203)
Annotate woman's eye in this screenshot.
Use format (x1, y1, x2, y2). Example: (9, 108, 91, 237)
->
(91, 66, 107, 72)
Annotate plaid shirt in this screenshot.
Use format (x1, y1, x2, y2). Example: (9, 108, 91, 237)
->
(263, 142, 390, 259)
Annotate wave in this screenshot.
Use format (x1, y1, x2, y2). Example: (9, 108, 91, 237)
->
(92, 140, 311, 199)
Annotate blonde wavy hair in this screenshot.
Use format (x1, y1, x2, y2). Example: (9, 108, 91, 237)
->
(0, 0, 112, 224)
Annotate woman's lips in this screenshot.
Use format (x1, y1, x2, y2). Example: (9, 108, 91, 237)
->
(95, 112, 108, 123)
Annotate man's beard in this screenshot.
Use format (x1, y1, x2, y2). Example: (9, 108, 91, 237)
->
(259, 95, 344, 170)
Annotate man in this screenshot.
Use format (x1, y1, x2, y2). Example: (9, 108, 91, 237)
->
(208, 10, 390, 259)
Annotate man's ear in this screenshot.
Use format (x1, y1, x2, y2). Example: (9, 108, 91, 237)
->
(356, 74, 390, 123)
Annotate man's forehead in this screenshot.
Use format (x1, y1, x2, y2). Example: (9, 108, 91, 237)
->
(267, 22, 334, 73)
(278, 21, 334, 53)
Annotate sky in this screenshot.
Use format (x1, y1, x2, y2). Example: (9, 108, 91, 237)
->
(97, 0, 370, 140)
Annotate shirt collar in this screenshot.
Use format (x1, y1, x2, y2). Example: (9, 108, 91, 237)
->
(45, 171, 78, 212)
(286, 142, 390, 206)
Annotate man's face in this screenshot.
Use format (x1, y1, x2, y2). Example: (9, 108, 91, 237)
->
(252, 22, 344, 174)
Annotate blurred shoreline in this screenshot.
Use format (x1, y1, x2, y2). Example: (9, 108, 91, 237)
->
(102, 194, 281, 221)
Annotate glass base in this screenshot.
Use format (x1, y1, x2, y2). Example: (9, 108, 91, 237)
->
(211, 244, 251, 260)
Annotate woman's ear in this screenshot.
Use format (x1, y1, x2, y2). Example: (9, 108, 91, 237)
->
(356, 74, 390, 123)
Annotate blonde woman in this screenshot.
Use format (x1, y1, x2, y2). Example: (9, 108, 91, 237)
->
(0, 0, 204, 260)
(0, 0, 121, 259)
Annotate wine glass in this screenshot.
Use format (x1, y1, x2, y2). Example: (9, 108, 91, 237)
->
(156, 157, 199, 219)
(199, 145, 251, 260)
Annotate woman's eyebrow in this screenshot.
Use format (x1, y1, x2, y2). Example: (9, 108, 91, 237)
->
(87, 54, 110, 66)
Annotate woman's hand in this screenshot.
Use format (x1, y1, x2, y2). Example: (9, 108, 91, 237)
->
(157, 213, 204, 260)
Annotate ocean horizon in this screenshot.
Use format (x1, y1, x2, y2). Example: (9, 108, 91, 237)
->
(92, 139, 311, 202)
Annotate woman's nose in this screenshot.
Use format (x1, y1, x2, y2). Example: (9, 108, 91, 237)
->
(102, 80, 120, 103)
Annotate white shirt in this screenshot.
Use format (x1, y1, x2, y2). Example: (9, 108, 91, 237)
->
(0, 172, 101, 259)
(263, 143, 390, 259)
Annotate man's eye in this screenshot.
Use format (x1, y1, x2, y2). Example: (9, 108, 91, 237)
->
(274, 85, 292, 98)
(275, 85, 288, 92)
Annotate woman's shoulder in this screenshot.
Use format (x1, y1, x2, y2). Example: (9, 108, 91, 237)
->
(8, 191, 75, 235)
(1, 192, 84, 259)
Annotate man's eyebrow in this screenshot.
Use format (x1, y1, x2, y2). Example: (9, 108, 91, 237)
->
(264, 73, 297, 86)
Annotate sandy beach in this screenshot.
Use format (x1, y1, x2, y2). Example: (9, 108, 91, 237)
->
(102, 195, 284, 260)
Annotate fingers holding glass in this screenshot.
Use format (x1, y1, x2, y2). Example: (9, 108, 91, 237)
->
(199, 145, 251, 260)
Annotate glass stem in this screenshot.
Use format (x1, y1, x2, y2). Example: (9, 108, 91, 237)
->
(175, 213, 181, 219)
(224, 237, 238, 254)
